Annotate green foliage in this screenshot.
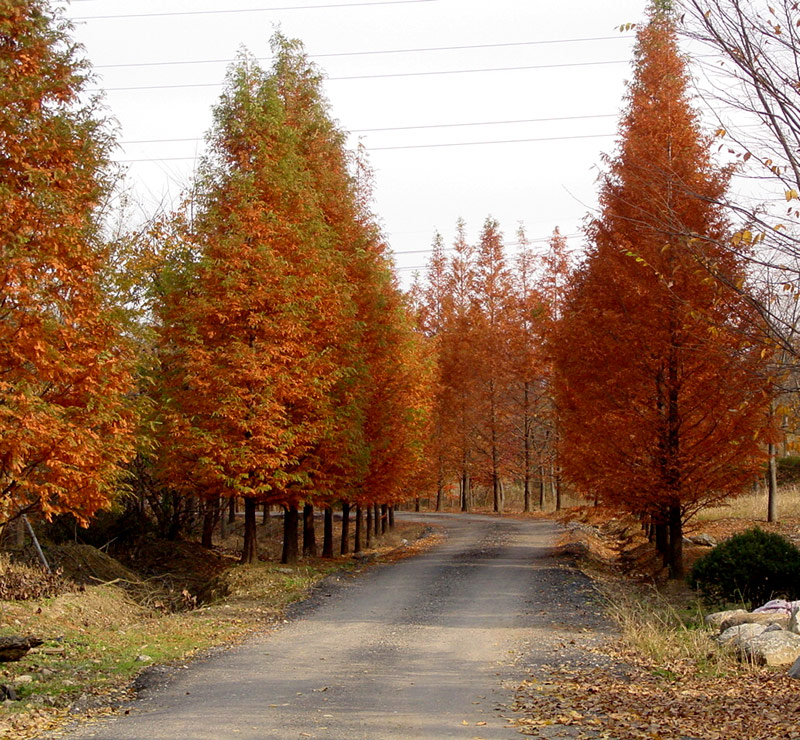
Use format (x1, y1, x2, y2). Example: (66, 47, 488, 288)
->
(688, 528, 800, 607)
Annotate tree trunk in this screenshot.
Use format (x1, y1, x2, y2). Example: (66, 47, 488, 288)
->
(373, 503, 380, 538)
(241, 498, 258, 564)
(655, 517, 668, 558)
(666, 503, 683, 579)
(201, 497, 217, 549)
(538, 465, 546, 509)
(228, 497, 236, 524)
(365, 504, 373, 548)
(380, 503, 388, 535)
(388, 505, 395, 529)
(220, 497, 228, 539)
(167, 492, 183, 541)
(523, 382, 532, 513)
(322, 506, 334, 558)
(262, 503, 269, 525)
(460, 471, 471, 512)
(302, 503, 317, 558)
(415, 497, 421, 512)
(281, 505, 299, 565)
(768, 441, 779, 523)
(554, 471, 561, 511)
(354, 505, 363, 553)
(340, 502, 351, 555)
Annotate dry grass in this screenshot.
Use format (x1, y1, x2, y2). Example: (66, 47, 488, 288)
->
(697, 484, 800, 521)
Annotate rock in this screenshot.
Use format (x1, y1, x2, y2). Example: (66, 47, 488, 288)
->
(0, 635, 43, 662)
(790, 606, 800, 635)
(741, 630, 800, 666)
(718, 622, 768, 647)
(788, 655, 800, 678)
(705, 609, 748, 630)
(720, 612, 790, 631)
(136, 654, 152, 662)
(687, 533, 717, 547)
(0, 684, 18, 701)
(14, 675, 34, 684)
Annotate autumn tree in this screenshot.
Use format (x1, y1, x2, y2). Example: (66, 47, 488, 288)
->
(155, 49, 348, 563)
(552, 1, 772, 577)
(0, 0, 134, 529)
(471, 218, 516, 513)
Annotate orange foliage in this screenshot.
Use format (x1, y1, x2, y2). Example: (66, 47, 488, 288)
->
(551, 5, 773, 575)
(0, 1, 134, 526)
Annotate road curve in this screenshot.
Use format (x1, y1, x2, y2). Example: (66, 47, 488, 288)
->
(57, 513, 608, 740)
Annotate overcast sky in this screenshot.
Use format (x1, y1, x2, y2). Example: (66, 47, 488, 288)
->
(62, 0, 652, 284)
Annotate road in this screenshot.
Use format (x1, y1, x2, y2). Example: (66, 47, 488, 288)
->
(58, 513, 609, 740)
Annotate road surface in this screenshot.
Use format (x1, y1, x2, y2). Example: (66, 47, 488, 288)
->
(58, 513, 609, 740)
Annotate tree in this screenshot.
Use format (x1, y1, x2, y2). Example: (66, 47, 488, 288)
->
(682, 0, 800, 349)
(471, 218, 515, 513)
(155, 50, 348, 563)
(552, 1, 772, 577)
(0, 0, 134, 528)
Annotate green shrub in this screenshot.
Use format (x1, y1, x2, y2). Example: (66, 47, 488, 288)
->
(687, 527, 800, 608)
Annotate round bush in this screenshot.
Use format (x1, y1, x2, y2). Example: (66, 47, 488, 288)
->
(688, 527, 800, 608)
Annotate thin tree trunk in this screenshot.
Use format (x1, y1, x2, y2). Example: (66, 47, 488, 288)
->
(388, 505, 395, 529)
(262, 503, 269, 525)
(354, 505, 363, 553)
(554, 472, 561, 511)
(340, 501, 351, 555)
(666, 503, 683, 579)
(241, 498, 258, 564)
(201, 497, 216, 549)
(523, 382, 532, 513)
(228, 497, 236, 524)
(538, 464, 546, 510)
(373, 503, 380, 538)
(365, 504, 373, 548)
(322, 506, 334, 558)
(220, 496, 228, 539)
(415, 497, 421, 512)
(380, 503, 388, 535)
(303, 503, 317, 558)
(768, 441, 779, 523)
(281, 505, 299, 565)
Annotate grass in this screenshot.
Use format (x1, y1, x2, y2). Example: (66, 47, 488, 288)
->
(696, 484, 800, 521)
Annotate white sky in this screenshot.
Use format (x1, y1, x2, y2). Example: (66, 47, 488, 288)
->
(62, 0, 652, 284)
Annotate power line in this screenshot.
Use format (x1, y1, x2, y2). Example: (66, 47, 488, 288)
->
(118, 114, 619, 145)
(95, 59, 630, 92)
(114, 131, 615, 162)
(72, 0, 437, 21)
(93, 35, 634, 70)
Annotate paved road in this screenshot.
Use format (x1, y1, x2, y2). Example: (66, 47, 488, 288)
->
(59, 513, 607, 740)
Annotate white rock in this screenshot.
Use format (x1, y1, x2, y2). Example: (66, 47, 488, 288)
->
(136, 654, 152, 662)
(720, 612, 790, 631)
(705, 609, 748, 630)
(718, 622, 768, 647)
(741, 630, 800, 666)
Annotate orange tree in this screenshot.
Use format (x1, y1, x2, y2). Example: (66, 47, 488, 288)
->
(551, 0, 772, 577)
(0, 0, 134, 528)
(155, 51, 348, 563)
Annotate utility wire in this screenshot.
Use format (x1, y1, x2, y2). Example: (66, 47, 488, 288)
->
(118, 114, 619, 145)
(114, 131, 615, 162)
(72, 0, 437, 20)
(93, 36, 635, 69)
(94, 59, 630, 92)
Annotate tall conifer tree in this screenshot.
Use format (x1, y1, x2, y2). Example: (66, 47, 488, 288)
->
(552, 2, 771, 576)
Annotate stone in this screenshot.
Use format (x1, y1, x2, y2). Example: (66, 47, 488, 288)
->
(705, 609, 748, 630)
(790, 606, 800, 635)
(136, 654, 152, 662)
(741, 630, 800, 666)
(14, 675, 34, 684)
(718, 622, 768, 647)
(0, 636, 43, 662)
(720, 612, 790, 631)
(687, 533, 717, 547)
(788, 655, 800, 679)
(0, 685, 18, 701)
